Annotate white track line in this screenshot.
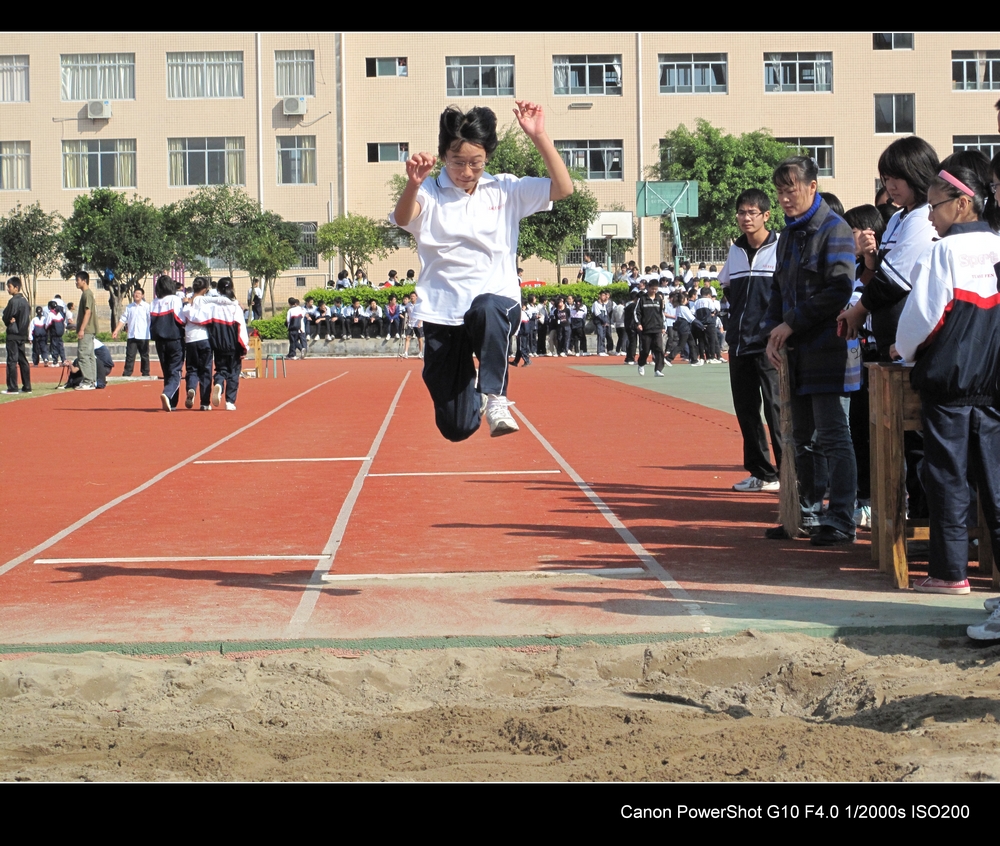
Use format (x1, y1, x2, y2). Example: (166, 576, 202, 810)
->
(513, 406, 710, 631)
(0, 373, 348, 577)
(321, 567, 643, 582)
(366, 469, 560, 478)
(35, 555, 329, 564)
(285, 371, 410, 637)
(194, 457, 369, 464)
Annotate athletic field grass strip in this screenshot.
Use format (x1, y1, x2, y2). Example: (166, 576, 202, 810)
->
(285, 371, 411, 637)
(0, 372, 348, 577)
(513, 405, 713, 633)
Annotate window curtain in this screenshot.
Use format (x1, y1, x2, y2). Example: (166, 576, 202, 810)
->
(446, 57, 462, 93)
(116, 139, 135, 187)
(168, 53, 242, 97)
(168, 138, 186, 186)
(61, 54, 134, 100)
(0, 141, 29, 189)
(62, 142, 85, 188)
(276, 51, 313, 96)
(497, 62, 513, 93)
(225, 137, 244, 184)
(553, 60, 568, 93)
(0, 57, 28, 102)
(815, 58, 831, 90)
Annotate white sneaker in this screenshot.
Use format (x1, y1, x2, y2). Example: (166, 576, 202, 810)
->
(637, 366, 645, 376)
(212, 383, 223, 408)
(663, 360, 672, 367)
(853, 505, 872, 529)
(732, 476, 780, 493)
(185, 388, 195, 409)
(968, 605, 1000, 641)
(160, 393, 172, 412)
(691, 360, 705, 367)
(654, 370, 665, 377)
(485, 394, 518, 437)
(984, 596, 1000, 613)
(225, 401, 237, 411)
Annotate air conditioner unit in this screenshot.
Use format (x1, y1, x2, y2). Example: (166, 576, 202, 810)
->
(88, 100, 112, 119)
(283, 97, 307, 116)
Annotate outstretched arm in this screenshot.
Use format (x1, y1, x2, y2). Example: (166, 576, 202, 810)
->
(513, 100, 574, 202)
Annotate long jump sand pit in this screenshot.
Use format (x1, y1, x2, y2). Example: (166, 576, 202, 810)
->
(3, 631, 1000, 782)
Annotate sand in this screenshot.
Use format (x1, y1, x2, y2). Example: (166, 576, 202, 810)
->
(2, 631, 999, 782)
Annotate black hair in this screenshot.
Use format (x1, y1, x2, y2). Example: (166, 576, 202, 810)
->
(843, 204, 886, 248)
(877, 136, 939, 207)
(134, 286, 144, 295)
(773, 155, 818, 189)
(337, 270, 349, 280)
(821, 192, 845, 216)
(934, 150, 1000, 231)
(288, 297, 297, 306)
(48, 300, 57, 310)
(438, 105, 498, 159)
(35, 305, 43, 316)
(217, 277, 235, 300)
(700, 286, 712, 297)
(75, 270, 89, 284)
(6, 277, 21, 290)
(192, 276, 209, 294)
(154, 274, 176, 299)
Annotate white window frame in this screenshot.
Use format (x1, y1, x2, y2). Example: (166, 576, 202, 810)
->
(445, 56, 514, 96)
(875, 94, 914, 134)
(367, 142, 409, 163)
(166, 51, 243, 99)
(555, 140, 623, 180)
(61, 53, 135, 101)
(658, 53, 727, 94)
(62, 139, 136, 189)
(277, 136, 316, 185)
(367, 57, 408, 78)
(873, 33, 913, 50)
(0, 55, 29, 102)
(954, 135, 1000, 160)
(553, 55, 622, 96)
(777, 137, 834, 177)
(168, 137, 245, 187)
(952, 51, 1000, 91)
(294, 222, 318, 269)
(276, 50, 315, 96)
(0, 141, 30, 190)
(763, 52, 833, 93)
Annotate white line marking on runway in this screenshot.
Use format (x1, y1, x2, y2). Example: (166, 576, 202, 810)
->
(0, 373, 349, 578)
(513, 406, 711, 631)
(285, 371, 410, 637)
(35, 555, 329, 564)
(320, 567, 643, 582)
(366, 469, 560, 478)
(194, 457, 369, 464)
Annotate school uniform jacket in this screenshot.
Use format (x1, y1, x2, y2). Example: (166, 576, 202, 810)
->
(895, 221, 1000, 406)
(150, 295, 185, 341)
(206, 297, 249, 355)
(719, 230, 779, 357)
(45, 309, 65, 336)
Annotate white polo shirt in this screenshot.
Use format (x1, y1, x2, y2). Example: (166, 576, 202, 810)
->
(122, 300, 151, 340)
(390, 169, 551, 326)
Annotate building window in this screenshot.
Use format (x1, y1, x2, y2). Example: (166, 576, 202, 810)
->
(277, 136, 316, 184)
(553, 55, 622, 96)
(367, 142, 409, 163)
(0, 55, 29, 102)
(875, 94, 914, 133)
(167, 51, 243, 99)
(658, 53, 727, 94)
(61, 53, 135, 101)
(764, 52, 832, 92)
(276, 50, 315, 96)
(873, 33, 913, 50)
(0, 141, 29, 190)
(168, 137, 245, 186)
(556, 140, 623, 180)
(366, 57, 408, 78)
(952, 51, 1000, 91)
(445, 56, 513, 96)
(295, 223, 317, 269)
(777, 137, 834, 177)
(62, 139, 135, 188)
(954, 135, 1000, 159)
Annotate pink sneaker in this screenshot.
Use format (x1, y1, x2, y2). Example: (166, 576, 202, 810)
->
(912, 576, 971, 595)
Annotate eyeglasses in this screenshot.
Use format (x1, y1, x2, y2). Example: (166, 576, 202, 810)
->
(445, 159, 486, 173)
(990, 182, 1000, 196)
(929, 197, 959, 212)
(736, 210, 763, 219)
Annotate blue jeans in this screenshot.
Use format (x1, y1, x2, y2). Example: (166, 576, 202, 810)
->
(790, 392, 857, 534)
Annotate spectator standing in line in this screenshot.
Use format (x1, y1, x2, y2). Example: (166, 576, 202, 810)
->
(720, 188, 782, 494)
(74, 271, 98, 391)
(3, 277, 31, 393)
(113, 286, 152, 377)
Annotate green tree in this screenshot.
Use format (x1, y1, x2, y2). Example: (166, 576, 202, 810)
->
(60, 189, 176, 326)
(176, 185, 260, 280)
(652, 119, 797, 247)
(238, 211, 303, 316)
(0, 203, 63, 308)
(316, 213, 393, 279)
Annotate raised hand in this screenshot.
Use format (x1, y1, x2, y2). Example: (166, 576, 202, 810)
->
(513, 100, 546, 139)
(405, 152, 437, 185)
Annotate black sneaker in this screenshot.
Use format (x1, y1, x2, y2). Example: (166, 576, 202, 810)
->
(810, 526, 856, 547)
(764, 525, 817, 540)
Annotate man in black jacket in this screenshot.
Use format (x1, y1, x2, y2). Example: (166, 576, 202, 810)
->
(3, 277, 31, 394)
(635, 278, 666, 376)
